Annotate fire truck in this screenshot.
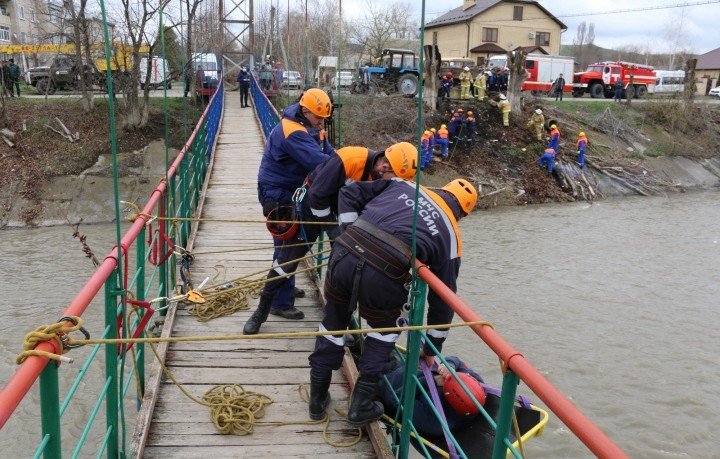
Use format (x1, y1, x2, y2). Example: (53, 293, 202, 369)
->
(572, 61, 656, 99)
(487, 54, 575, 94)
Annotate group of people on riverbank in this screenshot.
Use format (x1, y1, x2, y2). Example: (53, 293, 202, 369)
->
(245, 87, 481, 431)
(527, 108, 589, 173)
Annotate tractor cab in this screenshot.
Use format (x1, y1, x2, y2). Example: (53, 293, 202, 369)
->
(353, 48, 420, 96)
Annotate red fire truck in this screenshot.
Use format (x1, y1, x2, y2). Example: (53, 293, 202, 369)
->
(488, 54, 575, 94)
(572, 61, 655, 99)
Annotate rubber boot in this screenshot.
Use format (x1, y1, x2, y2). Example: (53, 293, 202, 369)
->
(346, 374, 384, 427)
(309, 371, 332, 420)
(243, 297, 272, 335)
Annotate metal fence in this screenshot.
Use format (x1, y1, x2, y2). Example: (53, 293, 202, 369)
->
(0, 81, 224, 459)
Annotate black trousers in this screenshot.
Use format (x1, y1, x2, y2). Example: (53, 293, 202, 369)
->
(240, 85, 249, 106)
(308, 248, 408, 379)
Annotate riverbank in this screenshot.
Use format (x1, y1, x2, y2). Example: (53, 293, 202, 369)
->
(0, 97, 201, 227)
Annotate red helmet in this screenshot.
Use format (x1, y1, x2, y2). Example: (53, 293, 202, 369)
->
(446, 72, 453, 78)
(443, 373, 486, 416)
(265, 205, 299, 241)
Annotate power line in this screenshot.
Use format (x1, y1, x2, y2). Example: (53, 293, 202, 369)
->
(556, 0, 720, 18)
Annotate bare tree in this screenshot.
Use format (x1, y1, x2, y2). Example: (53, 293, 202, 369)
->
(507, 50, 527, 114)
(118, 0, 166, 128)
(64, 0, 94, 113)
(683, 58, 697, 109)
(572, 21, 587, 66)
(663, 8, 692, 69)
(349, 1, 416, 60)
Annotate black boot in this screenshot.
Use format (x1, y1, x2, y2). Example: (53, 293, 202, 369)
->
(309, 371, 332, 420)
(346, 374, 384, 427)
(243, 297, 272, 335)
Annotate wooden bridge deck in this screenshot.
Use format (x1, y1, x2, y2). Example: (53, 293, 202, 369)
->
(138, 93, 375, 458)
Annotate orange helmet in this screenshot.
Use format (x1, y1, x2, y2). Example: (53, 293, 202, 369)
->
(265, 206, 299, 240)
(384, 142, 418, 180)
(466, 111, 473, 116)
(442, 178, 478, 214)
(299, 88, 332, 118)
(430, 128, 437, 133)
(443, 373, 486, 416)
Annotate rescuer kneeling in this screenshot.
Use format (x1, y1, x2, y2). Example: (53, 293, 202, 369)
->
(307, 178, 478, 425)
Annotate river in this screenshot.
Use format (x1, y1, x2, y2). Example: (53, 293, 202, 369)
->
(1, 191, 718, 457)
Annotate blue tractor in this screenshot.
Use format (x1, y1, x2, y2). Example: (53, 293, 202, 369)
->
(352, 48, 420, 96)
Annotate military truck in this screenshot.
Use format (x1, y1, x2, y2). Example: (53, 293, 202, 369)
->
(27, 55, 95, 95)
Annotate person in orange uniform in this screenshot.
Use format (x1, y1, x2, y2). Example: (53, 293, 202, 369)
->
(576, 132, 588, 168)
(437, 124, 449, 158)
(547, 124, 560, 152)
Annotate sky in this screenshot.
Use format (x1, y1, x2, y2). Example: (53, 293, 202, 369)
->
(336, 0, 720, 55)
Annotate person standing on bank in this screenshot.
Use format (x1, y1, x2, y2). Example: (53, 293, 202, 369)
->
(552, 73, 565, 101)
(8, 58, 21, 97)
(307, 178, 478, 426)
(254, 88, 335, 322)
(613, 78, 624, 102)
(237, 66, 251, 108)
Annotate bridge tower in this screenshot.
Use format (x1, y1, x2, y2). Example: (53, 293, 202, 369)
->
(219, 0, 254, 71)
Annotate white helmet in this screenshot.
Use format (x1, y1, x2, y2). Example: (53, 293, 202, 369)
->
(499, 94, 507, 100)
(535, 108, 542, 115)
(463, 66, 470, 71)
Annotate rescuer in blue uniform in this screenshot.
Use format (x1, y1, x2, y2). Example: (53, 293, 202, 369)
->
(237, 66, 251, 108)
(256, 88, 335, 320)
(538, 147, 557, 173)
(547, 124, 560, 153)
(243, 142, 419, 335)
(576, 131, 588, 168)
(307, 178, 478, 425)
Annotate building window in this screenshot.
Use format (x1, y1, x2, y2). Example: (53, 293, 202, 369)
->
(513, 6, 523, 21)
(21, 32, 27, 43)
(0, 7, 7, 16)
(30, 9, 36, 22)
(535, 32, 550, 46)
(19, 6, 25, 20)
(483, 27, 498, 43)
(0, 26, 9, 42)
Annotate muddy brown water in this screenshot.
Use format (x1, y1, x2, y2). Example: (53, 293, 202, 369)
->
(1, 191, 718, 457)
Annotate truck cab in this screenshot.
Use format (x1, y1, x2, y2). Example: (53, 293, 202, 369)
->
(355, 48, 420, 95)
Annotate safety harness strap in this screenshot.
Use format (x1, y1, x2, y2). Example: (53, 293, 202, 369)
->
(336, 223, 410, 283)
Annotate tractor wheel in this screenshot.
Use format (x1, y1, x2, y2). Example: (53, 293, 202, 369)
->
(589, 83, 604, 98)
(36, 78, 56, 95)
(635, 85, 647, 99)
(397, 74, 419, 96)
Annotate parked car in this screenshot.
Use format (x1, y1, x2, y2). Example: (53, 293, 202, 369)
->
(282, 70, 302, 89)
(331, 70, 353, 88)
(709, 86, 720, 98)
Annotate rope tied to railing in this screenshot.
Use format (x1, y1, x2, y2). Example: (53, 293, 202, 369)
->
(16, 316, 89, 365)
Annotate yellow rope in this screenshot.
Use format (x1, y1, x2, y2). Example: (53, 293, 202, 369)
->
(147, 340, 361, 446)
(192, 239, 332, 256)
(17, 316, 493, 362)
(16, 319, 84, 364)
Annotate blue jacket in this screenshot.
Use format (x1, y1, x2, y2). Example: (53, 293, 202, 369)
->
(237, 69, 250, 87)
(257, 103, 334, 192)
(338, 179, 464, 355)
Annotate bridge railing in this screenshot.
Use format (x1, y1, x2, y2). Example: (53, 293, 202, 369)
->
(0, 80, 224, 458)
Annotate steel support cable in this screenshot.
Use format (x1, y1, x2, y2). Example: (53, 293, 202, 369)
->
(97, 0, 128, 453)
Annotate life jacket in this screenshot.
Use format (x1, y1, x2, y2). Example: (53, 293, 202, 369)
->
(438, 127, 449, 139)
(576, 136, 588, 149)
(549, 127, 560, 140)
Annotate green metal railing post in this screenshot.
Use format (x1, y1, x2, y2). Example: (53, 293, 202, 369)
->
(492, 369, 521, 459)
(158, 196, 168, 317)
(136, 227, 146, 408)
(397, 279, 428, 458)
(104, 277, 119, 459)
(38, 363, 61, 459)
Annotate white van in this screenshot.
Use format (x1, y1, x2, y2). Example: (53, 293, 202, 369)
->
(139, 56, 172, 89)
(649, 70, 685, 94)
